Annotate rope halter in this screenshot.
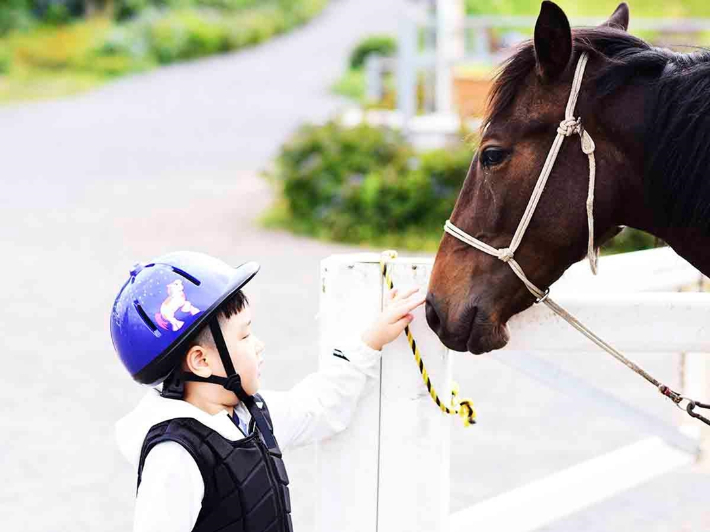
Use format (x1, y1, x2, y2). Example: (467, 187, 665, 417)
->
(445, 52, 598, 303)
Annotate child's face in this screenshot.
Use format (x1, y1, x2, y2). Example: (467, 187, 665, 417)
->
(208, 304, 265, 398)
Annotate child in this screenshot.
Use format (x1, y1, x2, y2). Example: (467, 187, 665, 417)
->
(112, 251, 425, 532)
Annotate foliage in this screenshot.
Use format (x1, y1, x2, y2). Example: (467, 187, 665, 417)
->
(331, 67, 365, 100)
(602, 227, 660, 255)
(147, 10, 229, 63)
(0, 0, 328, 102)
(349, 34, 397, 69)
(0, 45, 12, 74)
(0, 0, 33, 36)
(9, 18, 112, 70)
(265, 121, 473, 248)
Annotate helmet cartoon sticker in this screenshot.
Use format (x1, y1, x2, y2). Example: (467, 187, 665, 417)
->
(155, 279, 201, 332)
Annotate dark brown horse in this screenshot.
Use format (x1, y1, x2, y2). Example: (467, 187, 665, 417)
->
(426, 1, 710, 354)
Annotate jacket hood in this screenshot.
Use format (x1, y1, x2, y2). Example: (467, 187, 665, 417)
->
(115, 389, 244, 470)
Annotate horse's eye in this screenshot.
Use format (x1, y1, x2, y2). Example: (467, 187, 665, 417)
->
(480, 147, 508, 168)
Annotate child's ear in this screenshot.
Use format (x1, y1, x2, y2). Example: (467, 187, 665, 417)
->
(185, 345, 213, 378)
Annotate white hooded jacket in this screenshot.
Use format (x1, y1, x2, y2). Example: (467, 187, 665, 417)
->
(116, 340, 381, 532)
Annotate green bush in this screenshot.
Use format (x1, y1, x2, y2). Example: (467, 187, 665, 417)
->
(349, 34, 397, 69)
(0, 0, 33, 36)
(268, 121, 473, 245)
(148, 10, 228, 63)
(141, 0, 328, 64)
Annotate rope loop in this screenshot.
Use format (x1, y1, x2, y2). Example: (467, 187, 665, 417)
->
(451, 382, 477, 426)
(457, 400, 477, 427)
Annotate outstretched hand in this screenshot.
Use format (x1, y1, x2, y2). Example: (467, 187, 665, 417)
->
(361, 287, 427, 351)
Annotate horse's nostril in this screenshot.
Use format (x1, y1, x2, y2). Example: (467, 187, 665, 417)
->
(425, 296, 442, 334)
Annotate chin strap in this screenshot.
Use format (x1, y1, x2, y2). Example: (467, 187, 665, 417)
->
(175, 317, 278, 449)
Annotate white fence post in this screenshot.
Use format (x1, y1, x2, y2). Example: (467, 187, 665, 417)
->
(317, 254, 452, 532)
(316, 256, 382, 532)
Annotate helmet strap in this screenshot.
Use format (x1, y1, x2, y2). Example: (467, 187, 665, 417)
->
(180, 316, 277, 449)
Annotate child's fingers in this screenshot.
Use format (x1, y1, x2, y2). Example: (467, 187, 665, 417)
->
(396, 292, 426, 314)
(394, 287, 419, 302)
(386, 295, 425, 323)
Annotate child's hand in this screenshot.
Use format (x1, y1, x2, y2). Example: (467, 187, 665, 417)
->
(361, 287, 427, 351)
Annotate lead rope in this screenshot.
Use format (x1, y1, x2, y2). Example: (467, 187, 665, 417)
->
(444, 52, 710, 427)
(380, 251, 476, 426)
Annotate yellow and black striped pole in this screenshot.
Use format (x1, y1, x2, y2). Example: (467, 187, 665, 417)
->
(380, 251, 476, 427)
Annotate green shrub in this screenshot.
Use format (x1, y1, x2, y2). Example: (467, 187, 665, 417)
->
(148, 10, 229, 64)
(225, 7, 286, 49)
(0, 0, 33, 36)
(349, 34, 397, 69)
(98, 21, 151, 58)
(12, 18, 112, 70)
(268, 121, 473, 245)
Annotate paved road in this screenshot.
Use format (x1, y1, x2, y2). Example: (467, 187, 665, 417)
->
(1, 0, 708, 530)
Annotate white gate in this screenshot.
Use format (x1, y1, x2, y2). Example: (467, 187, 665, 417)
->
(316, 248, 709, 532)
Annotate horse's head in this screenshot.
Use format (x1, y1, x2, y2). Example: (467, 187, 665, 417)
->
(427, 2, 636, 353)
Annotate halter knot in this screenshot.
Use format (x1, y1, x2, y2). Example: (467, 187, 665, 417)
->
(498, 248, 514, 263)
(558, 117, 581, 137)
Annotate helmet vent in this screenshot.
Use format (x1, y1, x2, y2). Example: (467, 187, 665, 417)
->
(171, 267, 201, 286)
(133, 301, 162, 338)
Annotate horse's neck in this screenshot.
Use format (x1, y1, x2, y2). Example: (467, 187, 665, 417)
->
(610, 64, 710, 277)
(660, 229, 710, 278)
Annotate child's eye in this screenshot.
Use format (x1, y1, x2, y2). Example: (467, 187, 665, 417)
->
(242, 334, 251, 340)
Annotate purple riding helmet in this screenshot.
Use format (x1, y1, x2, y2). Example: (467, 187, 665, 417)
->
(110, 251, 259, 387)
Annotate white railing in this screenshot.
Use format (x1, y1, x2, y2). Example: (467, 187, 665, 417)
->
(316, 247, 709, 532)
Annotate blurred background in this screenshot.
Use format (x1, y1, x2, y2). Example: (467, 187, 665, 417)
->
(1, 0, 709, 530)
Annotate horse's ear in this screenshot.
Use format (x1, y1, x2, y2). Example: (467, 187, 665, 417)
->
(534, 1, 572, 82)
(603, 3, 630, 31)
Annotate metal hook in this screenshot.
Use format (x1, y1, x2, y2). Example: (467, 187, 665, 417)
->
(535, 288, 551, 304)
(686, 400, 710, 427)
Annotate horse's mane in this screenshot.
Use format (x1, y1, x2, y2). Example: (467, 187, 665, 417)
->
(486, 27, 710, 233)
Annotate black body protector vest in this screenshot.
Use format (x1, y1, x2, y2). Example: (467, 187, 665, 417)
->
(137, 395, 293, 532)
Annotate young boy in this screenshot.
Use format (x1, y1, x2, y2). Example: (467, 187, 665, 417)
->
(112, 251, 425, 532)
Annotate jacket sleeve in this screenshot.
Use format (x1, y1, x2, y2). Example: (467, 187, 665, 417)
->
(134, 442, 204, 532)
(259, 339, 381, 451)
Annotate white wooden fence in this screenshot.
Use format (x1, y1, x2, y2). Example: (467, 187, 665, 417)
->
(316, 248, 709, 532)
